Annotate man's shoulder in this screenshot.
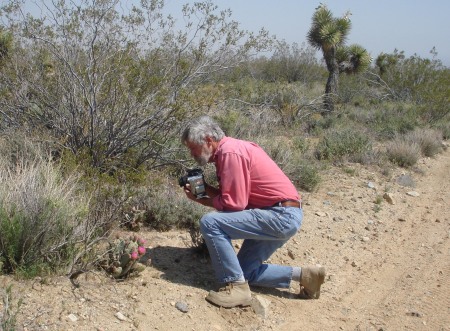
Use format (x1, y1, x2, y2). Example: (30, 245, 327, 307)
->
(219, 137, 255, 152)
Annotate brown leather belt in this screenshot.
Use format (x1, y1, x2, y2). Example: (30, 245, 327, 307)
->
(273, 200, 302, 208)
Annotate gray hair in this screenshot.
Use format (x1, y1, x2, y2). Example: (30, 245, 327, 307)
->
(181, 115, 225, 145)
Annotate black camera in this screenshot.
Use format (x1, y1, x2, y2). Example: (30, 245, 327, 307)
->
(179, 168, 207, 198)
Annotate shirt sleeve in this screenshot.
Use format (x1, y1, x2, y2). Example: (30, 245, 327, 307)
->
(212, 152, 251, 211)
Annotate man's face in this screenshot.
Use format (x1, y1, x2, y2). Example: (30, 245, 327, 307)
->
(186, 140, 213, 166)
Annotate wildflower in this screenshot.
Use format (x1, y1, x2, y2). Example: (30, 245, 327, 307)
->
(137, 238, 146, 246)
(138, 246, 146, 255)
(131, 251, 139, 260)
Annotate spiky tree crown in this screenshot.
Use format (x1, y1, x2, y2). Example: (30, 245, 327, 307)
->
(307, 4, 351, 51)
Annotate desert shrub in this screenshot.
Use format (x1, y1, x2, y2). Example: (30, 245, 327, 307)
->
(315, 129, 372, 162)
(385, 136, 421, 167)
(0, 155, 89, 276)
(0, 285, 22, 331)
(353, 104, 419, 140)
(256, 136, 320, 192)
(143, 181, 210, 251)
(290, 162, 321, 192)
(338, 74, 372, 105)
(146, 184, 210, 232)
(404, 128, 443, 157)
(374, 50, 449, 123)
(305, 113, 337, 135)
(435, 121, 450, 140)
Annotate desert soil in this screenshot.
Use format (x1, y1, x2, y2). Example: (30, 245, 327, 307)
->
(1, 143, 449, 331)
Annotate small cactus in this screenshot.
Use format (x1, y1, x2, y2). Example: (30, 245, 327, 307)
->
(99, 235, 148, 279)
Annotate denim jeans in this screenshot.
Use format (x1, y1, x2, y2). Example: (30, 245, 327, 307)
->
(199, 206, 303, 288)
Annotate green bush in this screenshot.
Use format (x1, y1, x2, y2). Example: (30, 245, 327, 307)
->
(357, 105, 418, 140)
(291, 162, 321, 192)
(374, 50, 450, 123)
(315, 129, 372, 162)
(1, 285, 22, 331)
(0, 139, 89, 276)
(256, 136, 320, 192)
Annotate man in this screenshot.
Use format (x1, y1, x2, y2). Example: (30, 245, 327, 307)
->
(181, 115, 325, 308)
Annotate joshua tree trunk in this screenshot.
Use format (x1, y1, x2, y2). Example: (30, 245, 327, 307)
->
(323, 50, 339, 113)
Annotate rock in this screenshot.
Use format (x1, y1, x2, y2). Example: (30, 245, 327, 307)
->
(397, 174, 415, 187)
(175, 301, 189, 313)
(406, 191, 420, 197)
(252, 295, 271, 318)
(315, 211, 327, 217)
(287, 249, 295, 260)
(115, 311, 127, 321)
(383, 193, 395, 205)
(367, 182, 376, 189)
(67, 314, 78, 322)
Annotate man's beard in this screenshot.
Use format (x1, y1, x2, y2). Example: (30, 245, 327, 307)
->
(194, 146, 212, 166)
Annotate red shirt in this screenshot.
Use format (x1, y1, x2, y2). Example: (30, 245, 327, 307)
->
(212, 137, 300, 211)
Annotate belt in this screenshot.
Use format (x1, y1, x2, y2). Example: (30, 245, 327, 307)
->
(273, 200, 302, 208)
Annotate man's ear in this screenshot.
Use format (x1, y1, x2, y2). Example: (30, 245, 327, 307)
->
(205, 136, 213, 145)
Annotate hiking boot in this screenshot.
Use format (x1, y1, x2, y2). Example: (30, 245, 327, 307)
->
(299, 265, 326, 299)
(205, 282, 252, 308)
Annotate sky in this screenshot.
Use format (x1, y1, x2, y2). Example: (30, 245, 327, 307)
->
(162, 0, 450, 66)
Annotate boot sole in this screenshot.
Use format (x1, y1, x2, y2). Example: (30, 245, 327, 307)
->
(206, 297, 252, 308)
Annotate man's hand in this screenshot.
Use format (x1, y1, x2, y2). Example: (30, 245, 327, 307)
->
(183, 183, 216, 208)
(183, 184, 197, 202)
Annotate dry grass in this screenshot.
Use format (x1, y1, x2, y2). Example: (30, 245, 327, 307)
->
(386, 137, 421, 167)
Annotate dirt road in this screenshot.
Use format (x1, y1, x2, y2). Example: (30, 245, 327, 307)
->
(2, 145, 449, 331)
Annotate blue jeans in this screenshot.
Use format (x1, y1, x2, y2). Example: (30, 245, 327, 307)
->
(199, 206, 303, 288)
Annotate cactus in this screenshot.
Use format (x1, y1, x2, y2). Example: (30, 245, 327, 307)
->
(99, 235, 148, 279)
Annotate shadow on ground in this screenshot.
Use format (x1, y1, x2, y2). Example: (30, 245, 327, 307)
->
(149, 245, 215, 291)
(149, 245, 298, 300)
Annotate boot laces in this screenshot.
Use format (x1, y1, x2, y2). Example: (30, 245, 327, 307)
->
(218, 283, 234, 293)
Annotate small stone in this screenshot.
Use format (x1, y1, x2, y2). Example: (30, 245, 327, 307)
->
(383, 193, 395, 205)
(67, 314, 78, 322)
(175, 301, 189, 313)
(315, 211, 327, 217)
(115, 312, 126, 321)
(362, 237, 370, 242)
(287, 249, 295, 260)
(252, 295, 271, 318)
(406, 191, 420, 197)
(367, 182, 376, 189)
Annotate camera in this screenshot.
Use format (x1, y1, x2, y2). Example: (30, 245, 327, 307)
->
(179, 168, 207, 198)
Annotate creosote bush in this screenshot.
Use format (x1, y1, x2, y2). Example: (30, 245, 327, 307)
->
(315, 128, 372, 162)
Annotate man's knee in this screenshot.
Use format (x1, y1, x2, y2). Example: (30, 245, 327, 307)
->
(199, 212, 218, 235)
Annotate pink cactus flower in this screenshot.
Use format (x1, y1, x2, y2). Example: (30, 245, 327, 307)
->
(130, 251, 139, 260)
(138, 246, 146, 255)
(137, 238, 146, 246)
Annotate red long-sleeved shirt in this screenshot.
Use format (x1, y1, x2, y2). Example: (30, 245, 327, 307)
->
(212, 137, 300, 211)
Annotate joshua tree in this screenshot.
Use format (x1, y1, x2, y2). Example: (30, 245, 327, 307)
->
(307, 4, 371, 113)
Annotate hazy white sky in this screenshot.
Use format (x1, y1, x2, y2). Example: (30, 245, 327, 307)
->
(163, 0, 450, 66)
